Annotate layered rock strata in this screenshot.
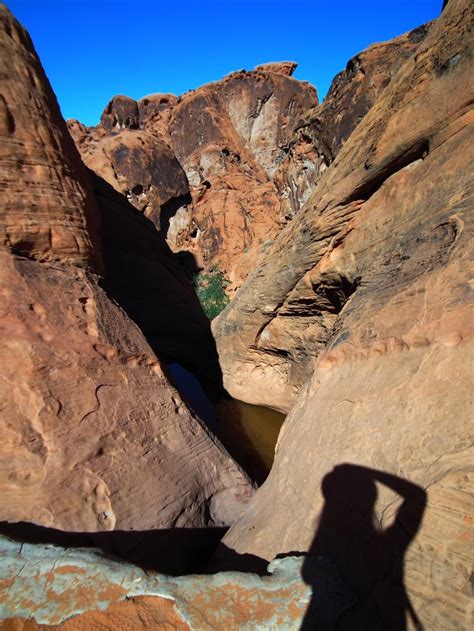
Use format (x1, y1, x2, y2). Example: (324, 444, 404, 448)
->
(0, 6, 101, 270)
(0, 4, 252, 532)
(216, 0, 473, 628)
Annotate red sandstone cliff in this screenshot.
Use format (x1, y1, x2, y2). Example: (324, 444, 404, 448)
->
(0, 3, 252, 532)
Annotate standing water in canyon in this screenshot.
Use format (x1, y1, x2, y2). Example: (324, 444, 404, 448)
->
(167, 362, 286, 483)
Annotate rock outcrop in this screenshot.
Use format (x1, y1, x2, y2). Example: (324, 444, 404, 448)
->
(215, 0, 473, 627)
(274, 23, 432, 222)
(70, 64, 318, 291)
(0, 7, 101, 270)
(0, 4, 252, 532)
(1, 529, 351, 629)
(69, 124, 191, 231)
(70, 27, 431, 295)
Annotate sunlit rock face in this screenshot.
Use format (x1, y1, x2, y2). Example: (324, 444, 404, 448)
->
(0, 5, 101, 270)
(273, 22, 432, 223)
(0, 3, 253, 533)
(1, 530, 355, 629)
(215, 0, 474, 628)
(70, 63, 317, 292)
(69, 26, 431, 295)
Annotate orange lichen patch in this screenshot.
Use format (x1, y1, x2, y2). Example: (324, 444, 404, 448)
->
(186, 582, 307, 627)
(45, 582, 126, 613)
(0, 577, 15, 589)
(0, 595, 190, 630)
(44, 566, 87, 582)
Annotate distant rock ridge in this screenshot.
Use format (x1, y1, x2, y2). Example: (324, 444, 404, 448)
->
(254, 61, 298, 76)
(70, 32, 430, 293)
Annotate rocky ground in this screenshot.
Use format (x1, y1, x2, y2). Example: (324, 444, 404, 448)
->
(1, 0, 472, 628)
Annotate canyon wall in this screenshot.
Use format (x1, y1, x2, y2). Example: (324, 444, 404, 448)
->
(69, 26, 430, 295)
(69, 63, 317, 291)
(0, 3, 252, 533)
(216, 0, 473, 627)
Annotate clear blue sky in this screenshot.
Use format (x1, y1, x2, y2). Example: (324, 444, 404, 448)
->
(7, 0, 442, 126)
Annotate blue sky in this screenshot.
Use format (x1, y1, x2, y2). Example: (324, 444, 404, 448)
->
(7, 1, 442, 126)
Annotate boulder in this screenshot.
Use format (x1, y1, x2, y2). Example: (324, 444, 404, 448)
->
(215, 0, 473, 627)
(72, 128, 191, 229)
(100, 94, 139, 130)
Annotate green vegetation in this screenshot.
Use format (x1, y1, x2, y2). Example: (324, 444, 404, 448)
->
(193, 265, 230, 320)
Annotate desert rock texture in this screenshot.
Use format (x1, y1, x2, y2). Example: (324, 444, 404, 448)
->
(0, 3, 252, 533)
(216, 0, 474, 628)
(1, 0, 473, 628)
(69, 61, 318, 291)
(70, 30, 432, 294)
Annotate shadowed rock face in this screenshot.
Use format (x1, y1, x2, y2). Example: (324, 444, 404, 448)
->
(0, 4, 253, 532)
(215, 0, 473, 628)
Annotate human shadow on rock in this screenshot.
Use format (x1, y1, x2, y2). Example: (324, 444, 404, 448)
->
(90, 172, 224, 399)
(301, 464, 426, 630)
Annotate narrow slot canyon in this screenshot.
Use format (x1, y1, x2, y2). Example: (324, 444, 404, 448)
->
(1, 1, 472, 629)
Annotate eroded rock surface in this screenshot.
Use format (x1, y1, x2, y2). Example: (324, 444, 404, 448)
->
(0, 7, 101, 269)
(70, 27, 431, 294)
(215, 0, 473, 628)
(70, 63, 318, 291)
(274, 23, 432, 222)
(0, 3, 252, 532)
(0, 531, 355, 629)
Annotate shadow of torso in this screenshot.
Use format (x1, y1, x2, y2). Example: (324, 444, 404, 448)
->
(301, 464, 426, 630)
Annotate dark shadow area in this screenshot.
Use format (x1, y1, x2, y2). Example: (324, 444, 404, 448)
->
(88, 172, 281, 485)
(210, 541, 270, 575)
(0, 521, 227, 576)
(0, 521, 271, 577)
(89, 171, 224, 399)
(301, 464, 426, 630)
(159, 192, 192, 234)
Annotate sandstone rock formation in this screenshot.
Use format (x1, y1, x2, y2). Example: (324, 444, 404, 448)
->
(274, 23, 432, 222)
(0, 7, 101, 270)
(215, 0, 473, 627)
(0, 3, 252, 532)
(70, 63, 318, 292)
(68, 124, 191, 231)
(70, 26, 431, 296)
